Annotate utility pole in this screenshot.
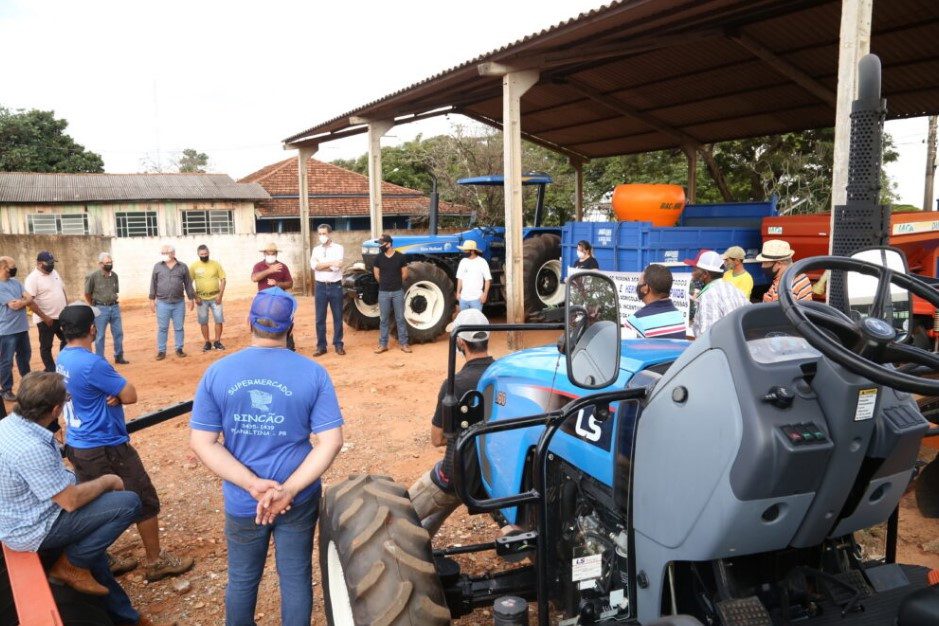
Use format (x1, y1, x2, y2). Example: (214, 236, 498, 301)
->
(925, 115, 937, 210)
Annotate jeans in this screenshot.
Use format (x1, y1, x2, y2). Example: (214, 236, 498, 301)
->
(314, 282, 344, 350)
(378, 289, 408, 347)
(155, 300, 185, 352)
(459, 298, 483, 311)
(224, 494, 319, 626)
(37, 319, 66, 372)
(0, 331, 30, 394)
(39, 491, 142, 625)
(93, 304, 124, 358)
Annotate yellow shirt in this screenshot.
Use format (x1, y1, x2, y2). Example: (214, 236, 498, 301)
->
(723, 269, 753, 300)
(189, 260, 226, 298)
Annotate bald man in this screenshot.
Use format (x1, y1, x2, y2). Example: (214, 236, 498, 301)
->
(0, 257, 32, 402)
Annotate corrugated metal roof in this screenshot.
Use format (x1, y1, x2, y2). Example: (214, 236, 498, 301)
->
(0, 173, 271, 204)
(284, 0, 939, 159)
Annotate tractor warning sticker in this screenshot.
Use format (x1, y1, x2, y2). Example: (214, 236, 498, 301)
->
(854, 388, 878, 421)
(572, 554, 603, 582)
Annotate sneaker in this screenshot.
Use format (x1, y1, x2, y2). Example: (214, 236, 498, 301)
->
(176, 349, 187, 358)
(1, 392, 15, 403)
(114, 355, 130, 365)
(374, 345, 388, 354)
(156, 352, 166, 361)
(145, 550, 195, 582)
(202, 342, 212, 352)
(107, 552, 138, 576)
(400, 345, 413, 353)
(213, 341, 225, 350)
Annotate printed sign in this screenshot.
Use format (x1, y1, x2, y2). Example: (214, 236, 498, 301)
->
(572, 554, 603, 582)
(767, 226, 783, 235)
(854, 388, 878, 421)
(892, 220, 939, 236)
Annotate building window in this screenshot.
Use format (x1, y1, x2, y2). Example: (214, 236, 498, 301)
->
(182, 210, 234, 235)
(27, 213, 89, 235)
(115, 211, 158, 237)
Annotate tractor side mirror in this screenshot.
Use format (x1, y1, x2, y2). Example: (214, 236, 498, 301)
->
(846, 247, 911, 341)
(565, 271, 621, 389)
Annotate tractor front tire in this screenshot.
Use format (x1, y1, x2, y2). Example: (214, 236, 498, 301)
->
(342, 271, 380, 331)
(319, 475, 450, 626)
(523, 234, 563, 319)
(402, 262, 455, 344)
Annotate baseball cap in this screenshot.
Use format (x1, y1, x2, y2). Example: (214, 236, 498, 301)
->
(721, 246, 746, 260)
(249, 287, 297, 334)
(683, 249, 712, 267)
(37, 251, 55, 263)
(446, 308, 490, 341)
(692, 250, 725, 273)
(59, 302, 101, 335)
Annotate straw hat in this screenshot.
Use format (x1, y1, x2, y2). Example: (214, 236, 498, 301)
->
(755, 240, 795, 262)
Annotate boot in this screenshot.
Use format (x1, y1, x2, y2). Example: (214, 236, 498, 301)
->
(49, 553, 109, 596)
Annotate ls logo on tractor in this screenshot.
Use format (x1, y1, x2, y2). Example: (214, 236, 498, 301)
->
(574, 408, 602, 442)
(562, 404, 614, 450)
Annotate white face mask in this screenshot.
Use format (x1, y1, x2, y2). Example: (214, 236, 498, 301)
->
(161, 254, 171, 263)
(265, 255, 277, 265)
(577, 251, 586, 260)
(318, 235, 329, 245)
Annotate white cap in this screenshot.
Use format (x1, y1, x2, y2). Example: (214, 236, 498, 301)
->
(446, 308, 490, 341)
(694, 250, 725, 273)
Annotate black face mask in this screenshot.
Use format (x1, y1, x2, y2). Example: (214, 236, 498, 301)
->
(7, 267, 16, 278)
(763, 265, 778, 280)
(636, 284, 648, 299)
(102, 264, 113, 272)
(200, 256, 209, 262)
(42, 262, 54, 272)
(380, 244, 390, 252)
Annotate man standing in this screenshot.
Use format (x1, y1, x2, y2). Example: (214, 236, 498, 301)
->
(0, 371, 144, 624)
(0, 257, 31, 402)
(455, 240, 491, 311)
(721, 246, 754, 300)
(190, 244, 227, 352)
(57, 303, 195, 583)
(251, 243, 295, 350)
(689, 250, 748, 337)
(373, 233, 411, 353)
(190, 287, 344, 625)
(84, 252, 129, 365)
(310, 224, 345, 356)
(758, 239, 813, 303)
(25, 251, 68, 372)
(409, 308, 494, 535)
(148, 244, 195, 360)
(625, 264, 687, 339)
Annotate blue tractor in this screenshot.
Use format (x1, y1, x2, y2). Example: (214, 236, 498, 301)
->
(317, 251, 939, 625)
(341, 173, 564, 343)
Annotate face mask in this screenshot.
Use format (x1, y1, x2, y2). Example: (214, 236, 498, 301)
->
(161, 254, 171, 263)
(7, 267, 16, 278)
(265, 255, 277, 265)
(43, 262, 55, 272)
(102, 264, 113, 272)
(318, 235, 329, 244)
(636, 284, 648, 299)
(380, 244, 390, 252)
(577, 251, 587, 260)
(763, 265, 778, 279)
(199, 255, 209, 262)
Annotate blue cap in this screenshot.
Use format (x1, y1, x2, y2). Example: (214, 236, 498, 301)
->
(249, 287, 297, 334)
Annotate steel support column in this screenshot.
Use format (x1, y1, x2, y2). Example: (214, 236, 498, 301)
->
(297, 145, 317, 295)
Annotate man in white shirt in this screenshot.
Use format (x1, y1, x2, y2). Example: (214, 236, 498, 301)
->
(311, 224, 345, 356)
(455, 240, 492, 311)
(24, 251, 68, 372)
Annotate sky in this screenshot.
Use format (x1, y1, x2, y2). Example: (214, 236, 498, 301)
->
(0, 0, 934, 208)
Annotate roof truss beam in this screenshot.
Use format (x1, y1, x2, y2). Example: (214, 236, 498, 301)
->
(457, 109, 588, 161)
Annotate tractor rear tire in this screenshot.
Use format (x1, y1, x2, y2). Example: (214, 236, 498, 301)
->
(319, 475, 450, 626)
(523, 234, 563, 319)
(402, 262, 455, 344)
(343, 271, 380, 331)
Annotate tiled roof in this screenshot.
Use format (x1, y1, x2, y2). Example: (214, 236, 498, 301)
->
(241, 158, 471, 218)
(0, 172, 270, 203)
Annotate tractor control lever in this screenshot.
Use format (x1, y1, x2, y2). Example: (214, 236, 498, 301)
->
(762, 385, 795, 409)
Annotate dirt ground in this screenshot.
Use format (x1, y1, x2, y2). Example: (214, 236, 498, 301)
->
(16, 296, 939, 625)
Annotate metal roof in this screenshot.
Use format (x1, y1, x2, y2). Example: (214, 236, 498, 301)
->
(284, 0, 939, 159)
(0, 173, 271, 204)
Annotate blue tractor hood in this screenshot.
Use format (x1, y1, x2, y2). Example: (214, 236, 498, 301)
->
(362, 228, 505, 257)
(475, 338, 688, 524)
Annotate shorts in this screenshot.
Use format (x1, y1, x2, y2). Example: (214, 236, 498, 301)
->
(66, 442, 161, 522)
(197, 299, 224, 325)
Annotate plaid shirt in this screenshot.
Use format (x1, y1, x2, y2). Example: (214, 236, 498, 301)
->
(692, 279, 748, 337)
(0, 414, 74, 551)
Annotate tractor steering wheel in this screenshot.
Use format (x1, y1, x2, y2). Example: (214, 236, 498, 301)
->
(778, 256, 939, 396)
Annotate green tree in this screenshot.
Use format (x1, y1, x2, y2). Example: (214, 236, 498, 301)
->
(175, 148, 210, 173)
(0, 107, 104, 172)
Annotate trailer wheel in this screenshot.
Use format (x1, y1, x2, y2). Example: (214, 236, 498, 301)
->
(523, 234, 563, 318)
(342, 271, 380, 331)
(403, 262, 455, 344)
(320, 475, 450, 626)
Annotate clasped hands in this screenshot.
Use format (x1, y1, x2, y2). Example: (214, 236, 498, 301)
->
(248, 477, 294, 526)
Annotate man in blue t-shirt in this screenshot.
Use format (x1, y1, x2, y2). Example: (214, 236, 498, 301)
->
(0, 257, 32, 404)
(625, 264, 688, 340)
(190, 287, 344, 626)
(56, 303, 194, 583)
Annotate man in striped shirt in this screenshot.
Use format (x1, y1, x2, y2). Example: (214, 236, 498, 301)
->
(626, 264, 687, 339)
(757, 240, 813, 303)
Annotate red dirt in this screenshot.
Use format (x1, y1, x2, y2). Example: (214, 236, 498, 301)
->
(20, 297, 939, 624)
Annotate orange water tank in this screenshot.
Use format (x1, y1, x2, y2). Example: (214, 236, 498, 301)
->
(611, 184, 686, 227)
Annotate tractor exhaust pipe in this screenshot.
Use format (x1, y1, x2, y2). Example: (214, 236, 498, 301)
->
(428, 176, 440, 236)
